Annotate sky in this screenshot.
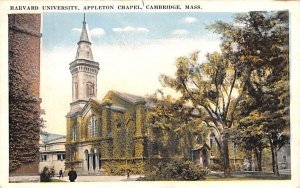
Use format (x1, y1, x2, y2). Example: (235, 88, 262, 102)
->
(41, 12, 235, 135)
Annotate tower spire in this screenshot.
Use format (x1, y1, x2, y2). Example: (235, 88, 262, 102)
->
(69, 18, 100, 111)
(75, 14, 93, 61)
(79, 13, 89, 43)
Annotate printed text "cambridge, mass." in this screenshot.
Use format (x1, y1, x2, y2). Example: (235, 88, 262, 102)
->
(10, 4, 201, 11)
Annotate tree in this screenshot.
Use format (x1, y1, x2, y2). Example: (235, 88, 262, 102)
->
(235, 95, 269, 171)
(160, 50, 245, 177)
(210, 11, 289, 176)
(159, 11, 289, 177)
(146, 92, 208, 159)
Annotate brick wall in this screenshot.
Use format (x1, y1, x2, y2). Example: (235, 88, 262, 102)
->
(8, 14, 41, 96)
(9, 14, 41, 176)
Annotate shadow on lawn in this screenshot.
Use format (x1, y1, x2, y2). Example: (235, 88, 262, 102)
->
(206, 171, 291, 180)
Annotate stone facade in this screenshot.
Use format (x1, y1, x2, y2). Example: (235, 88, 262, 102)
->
(192, 143, 211, 168)
(65, 17, 149, 175)
(66, 91, 148, 175)
(39, 134, 66, 175)
(277, 143, 291, 170)
(69, 16, 99, 113)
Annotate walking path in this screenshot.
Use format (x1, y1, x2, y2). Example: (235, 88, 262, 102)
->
(9, 174, 142, 183)
(9, 176, 40, 183)
(53, 174, 143, 182)
(9, 170, 290, 182)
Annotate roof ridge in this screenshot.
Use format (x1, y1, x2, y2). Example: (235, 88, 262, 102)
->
(113, 90, 144, 98)
(41, 133, 65, 143)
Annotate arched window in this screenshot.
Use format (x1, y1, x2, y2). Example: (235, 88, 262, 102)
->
(90, 83, 94, 96)
(99, 118, 102, 137)
(86, 83, 89, 98)
(194, 134, 202, 144)
(86, 82, 95, 98)
(72, 124, 77, 141)
(75, 82, 78, 99)
(88, 115, 98, 138)
(210, 133, 215, 156)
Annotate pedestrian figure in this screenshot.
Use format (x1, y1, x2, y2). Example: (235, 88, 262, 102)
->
(59, 169, 63, 179)
(127, 169, 130, 179)
(68, 167, 77, 182)
(50, 166, 55, 178)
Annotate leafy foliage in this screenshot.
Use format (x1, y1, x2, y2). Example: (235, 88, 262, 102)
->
(9, 52, 43, 171)
(146, 93, 209, 159)
(103, 161, 145, 175)
(40, 167, 51, 182)
(155, 11, 289, 177)
(140, 158, 206, 181)
(210, 11, 289, 175)
(160, 50, 240, 177)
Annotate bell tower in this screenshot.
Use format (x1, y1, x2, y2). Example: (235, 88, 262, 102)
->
(69, 14, 100, 112)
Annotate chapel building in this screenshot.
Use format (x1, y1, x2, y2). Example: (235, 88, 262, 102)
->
(65, 17, 229, 176)
(65, 17, 149, 175)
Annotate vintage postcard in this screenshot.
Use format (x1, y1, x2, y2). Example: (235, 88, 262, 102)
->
(1, 1, 300, 188)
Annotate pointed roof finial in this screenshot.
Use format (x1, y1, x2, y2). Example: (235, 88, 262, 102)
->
(79, 13, 89, 43)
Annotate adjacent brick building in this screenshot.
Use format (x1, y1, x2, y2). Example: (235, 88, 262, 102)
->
(9, 14, 42, 176)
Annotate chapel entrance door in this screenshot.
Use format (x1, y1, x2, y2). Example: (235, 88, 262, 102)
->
(202, 149, 209, 167)
(84, 150, 89, 171)
(92, 153, 96, 170)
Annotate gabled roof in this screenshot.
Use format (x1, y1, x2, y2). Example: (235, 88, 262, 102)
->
(192, 143, 211, 151)
(69, 91, 146, 118)
(105, 90, 146, 104)
(110, 104, 126, 112)
(88, 97, 126, 112)
(90, 97, 102, 105)
(40, 133, 65, 144)
(80, 97, 126, 117)
(80, 98, 100, 116)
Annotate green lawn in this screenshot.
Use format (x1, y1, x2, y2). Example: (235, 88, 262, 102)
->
(206, 171, 291, 181)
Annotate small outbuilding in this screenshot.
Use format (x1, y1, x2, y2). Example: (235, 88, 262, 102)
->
(191, 143, 211, 168)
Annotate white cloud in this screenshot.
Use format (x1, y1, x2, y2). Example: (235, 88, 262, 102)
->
(72, 27, 105, 38)
(136, 27, 149, 32)
(71, 28, 81, 33)
(90, 28, 106, 37)
(183, 17, 197, 23)
(171, 29, 189, 35)
(112, 26, 149, 33)
(112, 26, 134, 32)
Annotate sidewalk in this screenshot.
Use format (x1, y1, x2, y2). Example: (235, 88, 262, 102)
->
(9, 176, 40, 183)
(53, 174, 143, 182)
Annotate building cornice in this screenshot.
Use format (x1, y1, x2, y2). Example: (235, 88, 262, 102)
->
(9, 24, 42, 38)
(69, 59, 100, 70)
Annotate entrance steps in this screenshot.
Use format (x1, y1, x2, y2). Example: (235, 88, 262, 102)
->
(78, 169, 106, 176)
